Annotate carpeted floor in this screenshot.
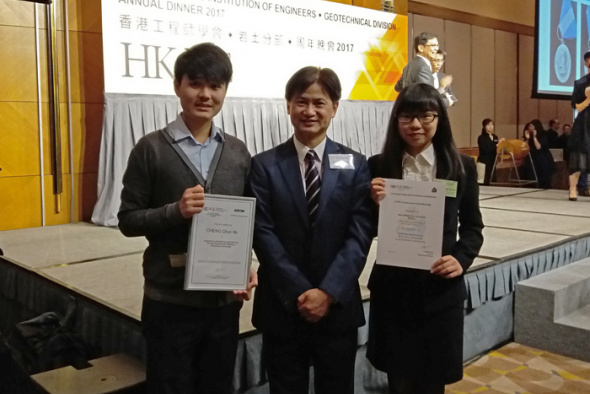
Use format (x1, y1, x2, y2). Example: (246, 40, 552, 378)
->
(446, 342, 590, 394)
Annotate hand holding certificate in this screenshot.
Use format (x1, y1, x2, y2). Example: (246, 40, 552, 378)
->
(376, 179, 445, 270)
(184, 194, 256, 291)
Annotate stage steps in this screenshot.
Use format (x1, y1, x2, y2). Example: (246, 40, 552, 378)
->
(514, 258, 590, 363)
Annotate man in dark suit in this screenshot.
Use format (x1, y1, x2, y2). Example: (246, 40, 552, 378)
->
(248, 67, 374, 394)
(547, 119, 561, 148)
(432, 49, 456, 108)
(395, 31, 440, 92)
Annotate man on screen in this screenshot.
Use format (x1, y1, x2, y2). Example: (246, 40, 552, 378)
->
(118, 43, 256, 394)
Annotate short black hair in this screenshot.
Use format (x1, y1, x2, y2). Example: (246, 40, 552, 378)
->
(414, 32, 437, 53)
(548, 119, 560, 128)
(285, 66, 341, 103)
(436, 49, 447, 58)
(584, 51, 590, 62)
(174, 43, 232, 85)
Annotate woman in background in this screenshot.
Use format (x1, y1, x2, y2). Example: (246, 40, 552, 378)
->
(568, 71, 590, 201)
(367, 84, 484, 394)
(522, 121, 554, 189)
(477, 118, 504, 185)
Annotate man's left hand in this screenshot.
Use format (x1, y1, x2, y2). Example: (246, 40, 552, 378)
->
(297, 289, 333, 323)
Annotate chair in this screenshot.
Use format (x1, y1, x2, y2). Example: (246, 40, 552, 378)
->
(490, 139, 538, 187)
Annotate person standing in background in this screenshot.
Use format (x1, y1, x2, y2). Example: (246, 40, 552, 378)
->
(523, 121, 555, 189)
(547, 119, 561, 149)
(567, 51, 590, 200)
(557, 124, 588, 195)
(395, 32, 444, 92)
(477, 119, 504, 186)
(557, 123, 572, 159)
(431, 49, 456, 108)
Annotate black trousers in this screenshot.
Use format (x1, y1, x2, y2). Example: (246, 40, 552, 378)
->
(141, 296, 240, 394)
(387, 374, 445, 394)
(262, 326, 358, 394)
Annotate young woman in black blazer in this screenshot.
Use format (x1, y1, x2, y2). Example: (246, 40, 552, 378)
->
(367, 84, 484, 394)
(477, 118, 504, 185)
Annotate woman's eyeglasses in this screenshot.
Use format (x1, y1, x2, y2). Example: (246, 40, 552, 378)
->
(397, 113, 439, 124)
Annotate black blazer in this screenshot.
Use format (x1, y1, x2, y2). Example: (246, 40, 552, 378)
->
(570, 73, 590, 154)
(249, 137, 374, 336)
(477, 133, 499, 166)
(367, 153, 484, 312)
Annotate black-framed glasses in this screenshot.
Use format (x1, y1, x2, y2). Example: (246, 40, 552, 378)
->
(423, 44, 439, 48)
(397, 113, 439, 124)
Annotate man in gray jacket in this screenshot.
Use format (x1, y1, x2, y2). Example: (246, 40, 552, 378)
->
(118, 43, 256, 394)
(395, 31, 440, 92)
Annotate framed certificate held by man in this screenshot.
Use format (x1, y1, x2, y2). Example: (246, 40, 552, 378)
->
(184, 194, 256, 291)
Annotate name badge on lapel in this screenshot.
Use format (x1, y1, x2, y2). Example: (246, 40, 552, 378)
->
(434, 179, 458, 198)
(328, 154, 355, 169)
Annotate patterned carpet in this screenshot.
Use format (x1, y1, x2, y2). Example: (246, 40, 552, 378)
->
(446, 343, 590, 394)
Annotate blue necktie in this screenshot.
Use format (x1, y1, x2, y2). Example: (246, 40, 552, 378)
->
(305, 150, 321, 227)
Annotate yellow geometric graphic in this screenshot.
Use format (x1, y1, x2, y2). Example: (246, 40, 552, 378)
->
(348, 15, 407, 101)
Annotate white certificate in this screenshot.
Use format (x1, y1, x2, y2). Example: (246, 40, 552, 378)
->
(376, 179, 445, 270)
(184, 194, 255, 291)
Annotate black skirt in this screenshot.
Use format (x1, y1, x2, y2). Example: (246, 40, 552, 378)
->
(569, 151, 590, 173)
(367, 287, 464, 385)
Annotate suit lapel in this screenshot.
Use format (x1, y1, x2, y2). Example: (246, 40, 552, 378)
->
(315, 138, 341, 224)
(277, 138, 309, 227)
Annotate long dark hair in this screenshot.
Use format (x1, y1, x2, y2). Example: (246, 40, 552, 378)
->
(481, 118, 493, 135)
(380, 83, 464, 180)
(530, 119, 545, 134)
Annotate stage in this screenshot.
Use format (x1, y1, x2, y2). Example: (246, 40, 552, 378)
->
(1, 186, 590, 392)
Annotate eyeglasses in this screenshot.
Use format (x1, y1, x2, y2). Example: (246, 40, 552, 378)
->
(423, 44, 439, 48)
(397, 113, 439, 124)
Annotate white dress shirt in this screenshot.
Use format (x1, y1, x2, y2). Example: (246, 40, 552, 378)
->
(402, 144, 437, 182)
(293, 136, 326, 192)
(433, 73, 440, 89)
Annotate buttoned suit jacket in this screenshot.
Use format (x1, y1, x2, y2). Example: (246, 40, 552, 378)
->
(248, 137, 374, 337)
(395, 56, 435, 92)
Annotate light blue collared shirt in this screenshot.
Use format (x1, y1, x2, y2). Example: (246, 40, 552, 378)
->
(166, 114, 224, 179)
